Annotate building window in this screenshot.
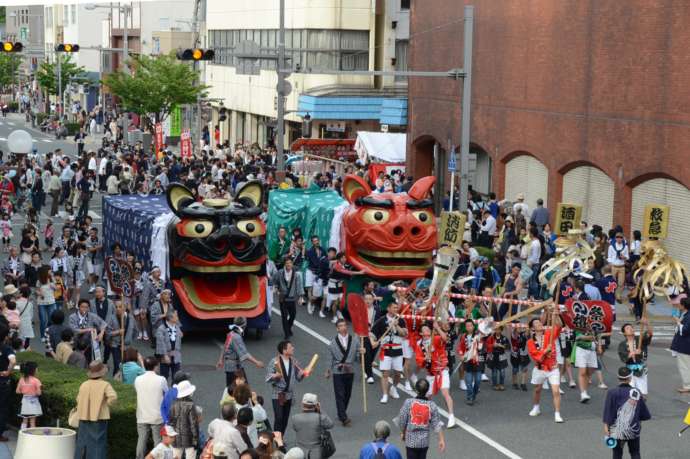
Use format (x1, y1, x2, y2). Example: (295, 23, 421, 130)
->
(208, 28, 369, 72)
(71, 4, 77, 24)
(394, 40, 409, 81)
(63, 6, 68, 24)
(401, 0, 411, 10)
(46, 8, 53, 28)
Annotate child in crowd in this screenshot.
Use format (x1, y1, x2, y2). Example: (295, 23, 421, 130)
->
(3, 300, 20, 334)
(146, 425, 178, 459)
(0, 212, 12, 251)
(16, 361, 42, 430)
(510, 324, 530, 391)
(486, 325, 510, 390)
(44, 220, 54, 251)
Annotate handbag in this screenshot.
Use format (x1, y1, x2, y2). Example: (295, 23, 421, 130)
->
(68, 408, 79, 428)
(318, 414, 336, 458)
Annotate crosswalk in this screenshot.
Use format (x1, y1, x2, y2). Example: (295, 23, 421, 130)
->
(614, 325, 677, 342)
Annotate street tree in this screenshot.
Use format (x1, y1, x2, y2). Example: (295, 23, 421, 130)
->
(0, 53, 22, 89)
(35, 54, 87, 96)
(103, 53, 208, 126)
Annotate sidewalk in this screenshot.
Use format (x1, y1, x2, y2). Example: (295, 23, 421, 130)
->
(0, 429, 17, 459)
(3, 112, 105, 148)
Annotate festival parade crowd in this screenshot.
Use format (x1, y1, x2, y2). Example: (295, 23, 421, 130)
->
(0, 121, 688, 459)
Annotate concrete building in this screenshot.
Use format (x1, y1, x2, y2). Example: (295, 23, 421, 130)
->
(406, 0, 690, 267)
(205, 0, 410, 147)
(3, 5, 44, 76)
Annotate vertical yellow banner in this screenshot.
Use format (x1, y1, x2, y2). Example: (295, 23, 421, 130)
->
(643, 204, 669, 239)
(554, 203, 583, 236)
(438, 211, 466, 249)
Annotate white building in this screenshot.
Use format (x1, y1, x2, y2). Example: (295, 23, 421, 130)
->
(205, 0, 410, 147)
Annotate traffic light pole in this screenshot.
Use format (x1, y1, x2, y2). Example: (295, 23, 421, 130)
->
(276, 0, 286, 173)
(57, 53, 62, 117)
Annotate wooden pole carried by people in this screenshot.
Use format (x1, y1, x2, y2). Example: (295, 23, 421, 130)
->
(348, 293, 370, 413)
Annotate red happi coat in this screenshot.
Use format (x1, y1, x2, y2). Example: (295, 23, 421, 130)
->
(414, 335, 448, 394)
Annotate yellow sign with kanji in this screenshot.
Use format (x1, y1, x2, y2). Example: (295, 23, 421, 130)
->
(643, 204, 669, 239)
(554, 203, 583, 236)
(438, 211, 466, 249)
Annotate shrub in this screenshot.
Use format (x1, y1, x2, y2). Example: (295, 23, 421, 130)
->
(36, 112, 51, 126)
(12, 352, 137, 459)
(7, 101, 19, 112)
(64, 122, 81, 136)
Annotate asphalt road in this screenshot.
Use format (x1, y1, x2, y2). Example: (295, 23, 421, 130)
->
(2, 113, 689, 457)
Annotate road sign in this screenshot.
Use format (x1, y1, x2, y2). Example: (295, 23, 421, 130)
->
(448, 153, 457, 172)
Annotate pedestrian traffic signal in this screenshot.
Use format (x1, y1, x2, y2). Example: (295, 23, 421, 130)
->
(219, 107, 227, 122)
(2, 42, 23, 53)
(176, 48, 215, 61)
(55, 44, 80, 53)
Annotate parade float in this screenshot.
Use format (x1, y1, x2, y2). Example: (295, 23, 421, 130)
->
(102, 181, 270, 333)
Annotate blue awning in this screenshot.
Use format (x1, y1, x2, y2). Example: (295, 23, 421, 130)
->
(298, 95, 408, 125)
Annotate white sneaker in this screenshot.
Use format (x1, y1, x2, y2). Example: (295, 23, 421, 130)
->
(447, 416, 457, 429)
(331, 315, 338, 324)
(319, 310, 326, 318)
(410, 373, 418, 385)
(560, 376, 567, 383)
(559, 388, 565, 395)
(88, 286, 96, 293)
(390, 386, 400, 399)
(529, 405, 541, 417)
(481, 373, 489, 382)
(380, 394, 388, 404)
(460, 380, 467, 391)
(569, 381, 576, 388)
(404, 380, 412, 392)
(366, 377, 375, 384)
(307, 302, 315, 315)
(554, 412, 564, 423)
(598, 383, 608, 390)
(542, 381, 549, 390)
(137, 332, 143, 340)
(580, 392, 591, 403)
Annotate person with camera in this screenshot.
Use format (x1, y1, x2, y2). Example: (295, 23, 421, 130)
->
(291, 393, 334, 459)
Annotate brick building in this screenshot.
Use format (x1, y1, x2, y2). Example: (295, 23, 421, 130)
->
(407, 0, 690, 267)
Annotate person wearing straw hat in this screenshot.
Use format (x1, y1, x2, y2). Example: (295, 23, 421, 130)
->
(603, 367, 651, 459)
(73, 360, 118, 459)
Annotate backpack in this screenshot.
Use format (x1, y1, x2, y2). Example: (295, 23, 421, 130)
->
(371, 442, 389, 459)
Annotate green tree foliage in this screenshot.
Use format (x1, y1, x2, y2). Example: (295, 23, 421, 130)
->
(35, 54, 87, 96)
(103, 53, 208, 125)
(0, 53, 22, 88)
(0, 7, 6, 25)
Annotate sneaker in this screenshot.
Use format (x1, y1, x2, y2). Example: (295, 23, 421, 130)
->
(481, 373, 489, 382)
(598, 383, 608, 390)
(143, 331, 149, 341)
(554, 412, 564, 423)
(542, 381, 549, 390)
(559, 388, 565, 395)
(569, 381, 576, 388)
(460, 380, 467, 391)
(390, 386, 400, 399)
(319, 310, 327, 318)
(561, 376, 567, 383)
(447, 416, 457, 429)
(409, 373, 418, 385)
(331, 315, 338, 324)
(529, 405, 541, 417)
(404, 380, 412, 392)
(88, 286, 96, 293)
(307, 302, 315, 315)
(380, 394, 388, 404)
(366, 376, 375, 384)
(580, 392, 591, 403)
(137, 332, 143, 340)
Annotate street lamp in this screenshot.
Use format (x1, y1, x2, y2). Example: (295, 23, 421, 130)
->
(84, 3, 131, 74)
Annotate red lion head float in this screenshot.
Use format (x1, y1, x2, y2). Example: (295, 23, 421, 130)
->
(341, 175, 437, 279)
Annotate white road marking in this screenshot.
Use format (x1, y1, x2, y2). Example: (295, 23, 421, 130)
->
(270, 307, 523, 459)
(42, 139, 53, 143)
(6, 121, 14, 126)
(0, 137, 6, 141)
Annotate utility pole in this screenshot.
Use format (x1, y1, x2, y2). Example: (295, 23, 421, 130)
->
(57, 52, 62, 116)
(276, 0, 287, 173)
(458, 5, 474, 212)
(122, 6, 128, 74)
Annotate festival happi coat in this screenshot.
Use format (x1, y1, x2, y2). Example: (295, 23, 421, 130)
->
(166, 181, 268, 324)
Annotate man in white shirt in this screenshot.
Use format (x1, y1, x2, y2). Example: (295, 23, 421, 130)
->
(479, 210, 497, 247)
(207, 403, 247, 459)
(607, 232, 629, 303)
(134, 357, 169, 459)
(526, 227, 542, 298)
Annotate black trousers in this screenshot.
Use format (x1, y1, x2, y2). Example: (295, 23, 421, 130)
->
(0, 380, 10, 436)
(333, 373, 354, 422)
(363, 337, 377, 379)
(272, 398, 292, 435)
(612, 438, 640, 459)
(280, 300, 297, 338)
(406, 446, 429, 459)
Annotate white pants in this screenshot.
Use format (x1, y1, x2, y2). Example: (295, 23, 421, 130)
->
(173, 447, 196, 459)
(305, 269, 316, 288)
(678, 352, 690, 390)
(632, 373, 648, 395)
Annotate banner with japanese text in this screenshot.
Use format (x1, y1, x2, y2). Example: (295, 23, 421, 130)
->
(180, 129, 192, 158)
(554, 203, 583, 236)
(643, 204, 669, 239)
(438, 211, 466, 249)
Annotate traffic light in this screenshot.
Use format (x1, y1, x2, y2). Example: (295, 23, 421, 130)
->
(2, 42, 23, 53)
(219, 106, 227, 122)
(176, 48, 215, 61)
(55, 44, 80, 53)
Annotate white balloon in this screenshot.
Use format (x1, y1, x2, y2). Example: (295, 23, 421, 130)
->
(7, 130, 34, 154)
